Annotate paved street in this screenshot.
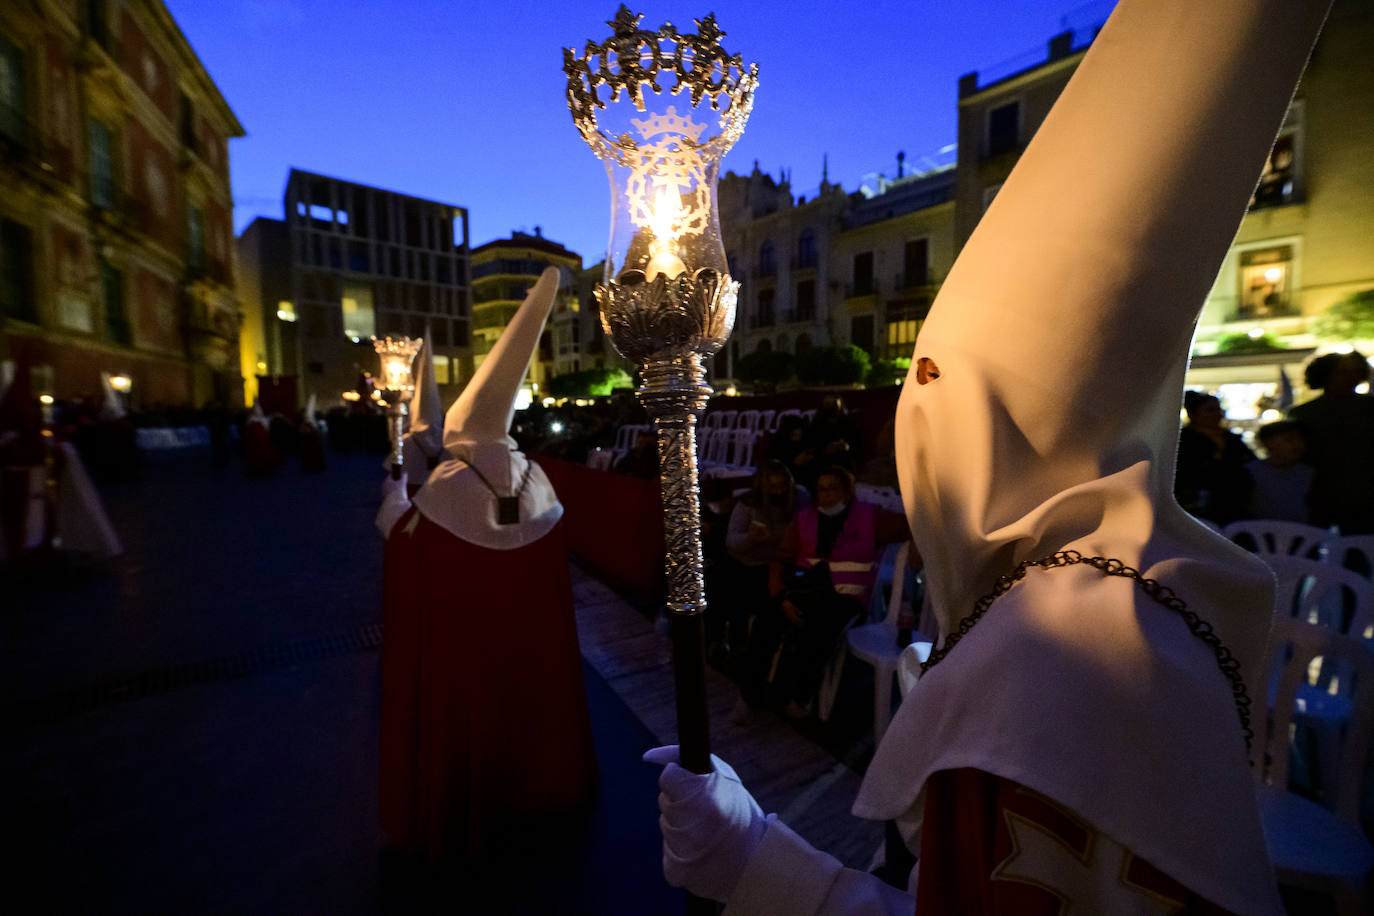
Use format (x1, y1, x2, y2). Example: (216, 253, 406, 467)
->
(3, 450, 683, 914)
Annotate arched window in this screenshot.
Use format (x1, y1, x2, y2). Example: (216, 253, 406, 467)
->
(796, 229, 816, 269)
(759, 241, 776, 276)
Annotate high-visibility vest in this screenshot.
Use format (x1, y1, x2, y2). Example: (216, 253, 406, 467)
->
(797, 499, 879, 607)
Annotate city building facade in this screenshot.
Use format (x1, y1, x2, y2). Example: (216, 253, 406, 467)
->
(1, 0, 243, 407)
(471, 230, 579, 399)
(236, 170, 471, 411)
(952, 2, 1374, 417)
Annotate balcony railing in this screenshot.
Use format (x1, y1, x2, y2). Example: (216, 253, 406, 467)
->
(845, 281, 877, 299)
(893, 269, 931, 290)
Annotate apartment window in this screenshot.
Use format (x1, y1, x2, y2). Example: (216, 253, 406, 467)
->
(982, 182, 1003, 214)
(1251, 131, 1299, 209)
(0, 219, 36, 322)
(852, 251, 874, 296)
(341, 282, 376, 339)
(758, 241, 776, 276)
(796, 279, 816, 322)
(796, 229, 816, 269)
(186, 205, 205, 271)
(178, 92, 197, 150)
(101, 261, 129, 344)
(903, 238, 929, 287)
(885, 298, 930, 359)
(757, 288, 775, 327)
(0, 34, 26, 147)
(86, 0, 109, 49)
(433, 355, 451, 385)
(1235, 245, 1296, 320)
(886, 317, 922, 359)
(89, 119, 115, 208)
(850, 315, 874, 355)
(986, 101, 1020, 157)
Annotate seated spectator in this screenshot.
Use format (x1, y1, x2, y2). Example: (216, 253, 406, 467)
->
(1244, 420, 1312, 523)
(713, 462, 798, 672)
(613, 429, 658, 478)
(806, 394, 861, 473)
(770, 413, 814, 490)
(747, 466, 912, 718)
(1174, 391, 1254, 525)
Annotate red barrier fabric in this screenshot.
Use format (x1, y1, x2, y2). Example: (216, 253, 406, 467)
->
(536, 456, 665, 605)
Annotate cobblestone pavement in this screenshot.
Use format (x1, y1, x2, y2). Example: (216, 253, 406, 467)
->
(3, 451, 680, 915)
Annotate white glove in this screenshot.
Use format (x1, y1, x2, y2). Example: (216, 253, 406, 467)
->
(375, 472, 411, 538)
(643, 745, 769, 903)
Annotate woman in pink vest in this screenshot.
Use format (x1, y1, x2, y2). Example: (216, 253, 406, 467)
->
(762, 466, 912, 717)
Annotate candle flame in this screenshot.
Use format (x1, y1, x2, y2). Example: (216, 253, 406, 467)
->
(649, 183, 682, 241)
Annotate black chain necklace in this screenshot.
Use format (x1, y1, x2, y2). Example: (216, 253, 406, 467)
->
(920, 549, 1254, 751)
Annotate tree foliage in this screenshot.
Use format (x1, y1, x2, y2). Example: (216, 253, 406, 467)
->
(1312, 289, 1374, 343)
(734, 350, 796, 391)
(1215, 330, 1286, 354)
(545, 367, 634, 398)
(794, 345, 871, 386)
(866, 356, 910, 388)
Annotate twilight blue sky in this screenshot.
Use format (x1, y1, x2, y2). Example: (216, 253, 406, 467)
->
(165, 0, 1115, 262)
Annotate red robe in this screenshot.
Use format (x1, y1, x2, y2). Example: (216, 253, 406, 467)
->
(378, 508, 598, 859)
(915, 769, 1237, 914)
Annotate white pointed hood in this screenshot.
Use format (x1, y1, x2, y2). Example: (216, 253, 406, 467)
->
(854, 2, 1330, 914)
(98, 372, 127, 421)
(413, 267, 563, 549)
(301, 393, 319, 429)
(400, 334, 445, 478)
(247, 398, 268, 428)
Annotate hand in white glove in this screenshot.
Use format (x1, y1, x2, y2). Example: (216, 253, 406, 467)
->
(381, 471, 408, 502)
(643, 745, 769, 903)
(375, 472, 411, 539)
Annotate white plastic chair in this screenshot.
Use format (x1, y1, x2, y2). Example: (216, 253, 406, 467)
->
(1253, 616, 1374, 916)
(730, 428, 758, 473)
(613, 423, 647, 453)
(830, 542, 933, 743)
(856, 483, 903, 514)
(757, 409, 776, 432)
(1224, 519, 1332, 559)
(816, 539, 909, 724)
(1319, 534, 1374, 581)
(1266, 555, 1374, 639)
(707, 410, 737, 431)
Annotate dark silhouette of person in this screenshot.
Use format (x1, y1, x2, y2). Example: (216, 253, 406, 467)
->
(1174, 391, 1254, 526)
(1288, 351, 1374, 533)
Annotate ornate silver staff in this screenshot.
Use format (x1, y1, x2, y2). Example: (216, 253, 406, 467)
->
(372, 335, 422, 480)
(563, 5, 757, 784)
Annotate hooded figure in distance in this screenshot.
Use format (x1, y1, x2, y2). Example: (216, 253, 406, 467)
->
(377, 267, 598, 859)
(643, 1, 1332, 913)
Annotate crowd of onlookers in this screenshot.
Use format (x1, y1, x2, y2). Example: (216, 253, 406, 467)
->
(1175, 351, 1374, 535)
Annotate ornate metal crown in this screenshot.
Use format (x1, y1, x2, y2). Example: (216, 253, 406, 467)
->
(562, 5, 759, 162)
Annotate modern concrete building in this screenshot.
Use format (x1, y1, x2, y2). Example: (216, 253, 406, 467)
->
(471, 230, 580, 397)
(236, 170, 472, 410)
(1, 0, 243, 407)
